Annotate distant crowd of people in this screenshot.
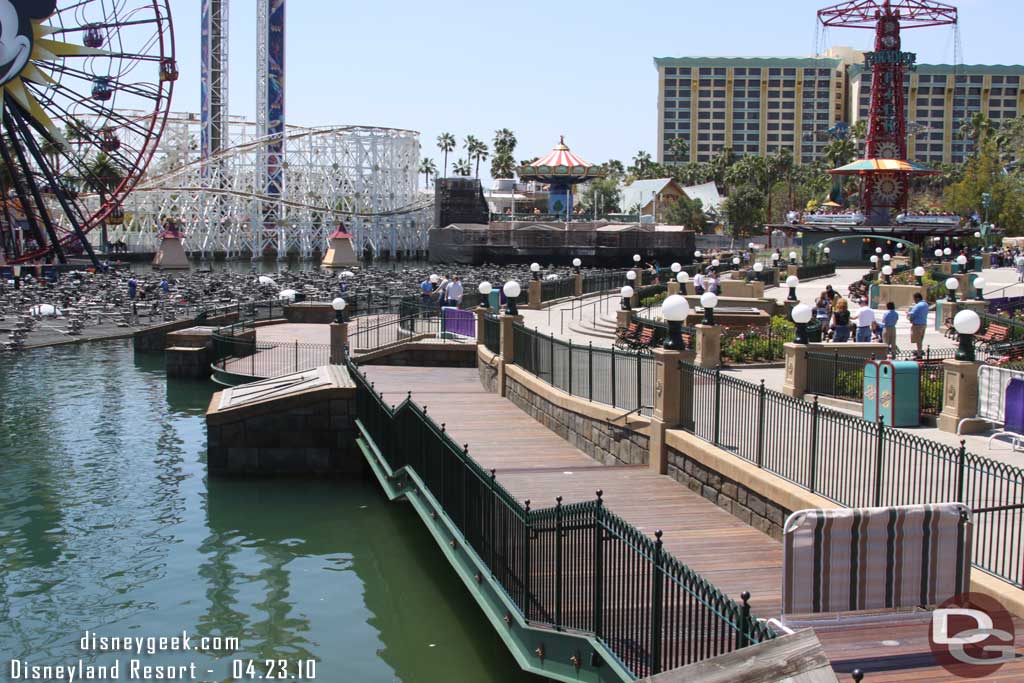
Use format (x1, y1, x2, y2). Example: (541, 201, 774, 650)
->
(813, 284, 929, 357)
(419, 274, 465, 308)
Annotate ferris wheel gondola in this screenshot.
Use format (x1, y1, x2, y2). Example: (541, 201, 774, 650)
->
(0, 0, 175, 266)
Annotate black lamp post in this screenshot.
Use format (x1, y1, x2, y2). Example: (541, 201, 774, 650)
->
(331, 297, 347, 323)
(662, 295, 690, 350)
(700, 292, 717, 325)
(621, 286, 633, 311)
(503, 281, 521, 315)
(954, 310, 980, 362)
(792, 303, 812, 345)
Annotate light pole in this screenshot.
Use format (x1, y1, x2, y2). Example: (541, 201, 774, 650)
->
(785, 275, 799, 302)
(620, 285, 634, 311)
(934, 248, 943, 263)
(789, 251, 797, 266)
(700, 291, 718, 325)
(753, 261, 764, 283)
(694, 250, 703, 264)
(478, 281, 492, 309)
(676, 271, 690, 295)
(974, 276, 986, 301)
(530, 262, 541, 280)
(823, 246, 831, 262)
(791, 302, 813, 345)
(955, 254, 967, 274)
(572, 257, 582, 274)
(503, 280, 521, 315)
(914, 266, 925, 286)
(662, 294, 691, 350)
(882, 265, 893, 285)
(945, 277, 959, 303)
(331, 296, 347, 323)
(953, 309, 980, 362)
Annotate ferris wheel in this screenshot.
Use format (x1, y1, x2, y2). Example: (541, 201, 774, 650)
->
(0, 0, 176, 266)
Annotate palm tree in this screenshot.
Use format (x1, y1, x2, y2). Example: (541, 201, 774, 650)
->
(630, 150, 652, 177)
(437, 132, 455, 177)
(823, 138, 856, 169)
(452, 159, 472, 177)
(419, 158, 437, 188)
(958, 112, 995, 148)
(667, 136, 689, 163)
(84, 153, 124, 253)
(470, 141, 489, 178)
(463, 135, 481, 166)
(493, 128, 517, 155)
(491, 152, 516, 179)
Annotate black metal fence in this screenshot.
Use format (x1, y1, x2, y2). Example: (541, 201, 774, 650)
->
(807, 350, 949, 416)
(541, 277, 576, 302)
(582, 271, 624, 295)
(351, 361, 774, 678)
(211, 336, 331, 379)
(681, 362, 1024, 588)
(483, 314, 501, 355)
(513, 323, 657, 415)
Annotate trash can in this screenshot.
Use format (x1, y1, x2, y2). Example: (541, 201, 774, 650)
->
(877, 360, 920, 427)
(863, 360, 881, 422)
(974, 255, 984, 273)
(489, 290, 501, 312)
(806, 319, 823, 343)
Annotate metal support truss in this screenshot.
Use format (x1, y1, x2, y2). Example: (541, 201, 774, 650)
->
(91, 114, 432, 260)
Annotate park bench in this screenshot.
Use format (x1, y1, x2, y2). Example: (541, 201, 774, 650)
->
(987, 342, 1024, 366)
(632, 326, 657, 350)
(976, 322, 1010, 350)
(614, 322, 640, 350)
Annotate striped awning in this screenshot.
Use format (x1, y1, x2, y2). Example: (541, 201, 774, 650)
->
(519, 137, 603, 179)
(829, 158, 940, 175)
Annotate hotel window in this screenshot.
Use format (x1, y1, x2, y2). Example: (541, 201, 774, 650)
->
(735, 68, 746, 76)
(665, 122, 676, 129)
(700, 79, 712, 87)
(747, 123, 759, 130)
(664, 90, 677, 98)
(665, 67, 677, 75)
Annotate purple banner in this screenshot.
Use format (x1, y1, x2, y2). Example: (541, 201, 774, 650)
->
(442, 308, 475, 338)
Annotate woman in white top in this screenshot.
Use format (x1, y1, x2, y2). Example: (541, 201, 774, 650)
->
(693, 272, 705, 295)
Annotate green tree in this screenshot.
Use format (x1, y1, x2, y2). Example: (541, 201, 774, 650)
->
(491, 129, 517, 179)
(945, 138, 1024, 234)
(672, 161, 713, 187)
(721, 184, 765, 237)
(83, 153, 124, 253)
(470, 140, 489, 178)
(436, 132, 456, 177)
(418, 158, 437, 187)
(823, 137, 857, 168)
(663, 195, 706, 230)
(603, 159, 626, 179)
(666, 136, 689, 163)
(576, 177, 621, 216)
(629, 150, 652, 178)
(710, 146, 737, 191)
(452, 158, 471, 177)
(958, 111, 996, 148)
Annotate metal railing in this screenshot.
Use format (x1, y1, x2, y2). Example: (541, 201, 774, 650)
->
(806, 350, 950, 416)
(513, 323, 657, 416)
(541, 277, 575, 302)
(582, 271, 624, 295)
(212, 336, 331, 380)
(350, 361, 774, 678)
(681, 362, 1024, 588)
(483, 314, 501, 355)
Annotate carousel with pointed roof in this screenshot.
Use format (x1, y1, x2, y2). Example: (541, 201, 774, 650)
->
(517, 137, 605, 217)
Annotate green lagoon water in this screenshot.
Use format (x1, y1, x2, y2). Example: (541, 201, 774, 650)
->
(0, 341, 529, 682)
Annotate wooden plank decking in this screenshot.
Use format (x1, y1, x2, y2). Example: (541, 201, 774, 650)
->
(361, 365, 1024, 682)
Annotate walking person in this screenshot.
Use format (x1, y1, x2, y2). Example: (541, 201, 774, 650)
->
(127, 276, 137, 301)
(882, 301, 899, 355)
(831, 298, 851, 342)
(419, 277, 432, 307)
(855, 304, 875, 343)
(908, 292, 929, 358)
(1016, 252, 1024, 282)
(446, 276, 464, 308)
(693, 270, 705, 296)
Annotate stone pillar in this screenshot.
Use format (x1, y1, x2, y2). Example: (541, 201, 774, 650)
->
(648, 348, 685, 475)
(616, 308, 633, 330)
(527, 280, 542, 310)
(329, 321, 348, 364)
(938, 359, 986, 434)
(630, 288, 641, 309)
(694, 325, 722, 368)
(573, 273, 583, 297)
(497, 314, 523, 397)
(474, 306, 488, 344)
(782, 342, 808, 398)
(667, 281, 681, 296)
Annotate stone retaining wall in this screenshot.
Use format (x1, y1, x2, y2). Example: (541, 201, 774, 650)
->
(505, 376, 649, 466)
(359, 343, 476, 367)
(666, 446, 788, 539)
(133, 312, 238, 353)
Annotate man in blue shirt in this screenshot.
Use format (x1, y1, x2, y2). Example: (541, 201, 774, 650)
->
(882, 301, 899, 355)
(907, 292, 929, 358)
(419, 278, 433, 307)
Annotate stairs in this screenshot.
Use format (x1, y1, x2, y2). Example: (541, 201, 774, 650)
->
(567, 312, 619, 341)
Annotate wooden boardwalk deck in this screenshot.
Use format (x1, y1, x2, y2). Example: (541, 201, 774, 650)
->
(361, 365, 1024, 682)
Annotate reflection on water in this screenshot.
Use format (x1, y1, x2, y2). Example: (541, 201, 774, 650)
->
(0, 341, 529, 681)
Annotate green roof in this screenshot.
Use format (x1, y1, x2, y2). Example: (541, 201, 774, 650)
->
(654, 56, 842, 70)
(849, 63, 1024, 79)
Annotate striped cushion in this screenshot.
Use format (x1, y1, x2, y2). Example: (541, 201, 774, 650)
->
(783, 504, 972, 615)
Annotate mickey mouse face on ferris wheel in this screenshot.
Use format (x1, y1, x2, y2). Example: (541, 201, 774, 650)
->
(0, 0, 56, 86)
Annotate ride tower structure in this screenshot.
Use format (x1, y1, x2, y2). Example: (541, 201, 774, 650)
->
(818, 0, 957, 223)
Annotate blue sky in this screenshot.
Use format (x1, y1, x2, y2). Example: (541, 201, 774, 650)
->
(169, 0, 1015, 182)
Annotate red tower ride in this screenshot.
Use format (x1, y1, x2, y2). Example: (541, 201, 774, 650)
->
(818, 1, 957, 219)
